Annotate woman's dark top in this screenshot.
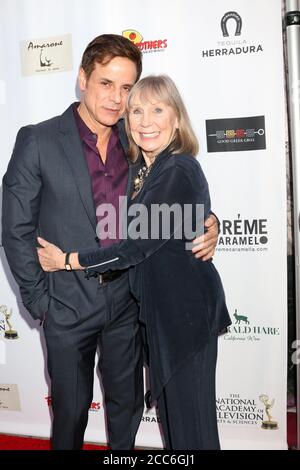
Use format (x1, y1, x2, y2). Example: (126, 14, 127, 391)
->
(79, 148, 231, 400)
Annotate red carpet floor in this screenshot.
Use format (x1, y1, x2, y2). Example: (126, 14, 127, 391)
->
(0, 413, 297, 450)
(287, 412, 297, 449)
(0, 435, 108, 450)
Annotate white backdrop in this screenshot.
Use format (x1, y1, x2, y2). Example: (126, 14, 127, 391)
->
(0, 0, 287, 449)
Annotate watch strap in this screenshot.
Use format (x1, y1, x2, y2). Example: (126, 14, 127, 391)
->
(65, 252, 72, 271)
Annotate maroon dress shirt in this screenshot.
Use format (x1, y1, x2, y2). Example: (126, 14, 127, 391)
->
(73, 103, 128, 247)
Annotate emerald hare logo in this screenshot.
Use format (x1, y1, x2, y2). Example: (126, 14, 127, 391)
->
(233, 309, 249, 325)
(224, 309, 280, 343)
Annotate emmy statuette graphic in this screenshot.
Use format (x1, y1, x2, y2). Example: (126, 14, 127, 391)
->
(259, 394, 279, 430)
(0, 305, 18, 339)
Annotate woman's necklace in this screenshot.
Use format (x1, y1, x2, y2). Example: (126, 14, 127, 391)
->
(133, 161, 155, 196)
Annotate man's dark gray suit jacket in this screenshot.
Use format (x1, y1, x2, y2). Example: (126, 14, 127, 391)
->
(2, 104, 138, 321)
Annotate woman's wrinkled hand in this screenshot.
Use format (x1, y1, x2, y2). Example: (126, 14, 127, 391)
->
(37, 237, 65, 272)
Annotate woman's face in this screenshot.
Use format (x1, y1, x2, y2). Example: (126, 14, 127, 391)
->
(128, 92, 179, 162)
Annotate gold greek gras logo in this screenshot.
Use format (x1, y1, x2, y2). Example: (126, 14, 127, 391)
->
(0, 305, 19, 339)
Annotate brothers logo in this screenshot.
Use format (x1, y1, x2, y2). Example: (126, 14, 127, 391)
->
(217, 214, 269, 253)
(202, 11, 263, 58)
(89, 402, 101, 412)
(20, 34, 73, 77)
(45, 395, 101, 412)
(123, 29, 167, 53)
(206, 116, 266, 153)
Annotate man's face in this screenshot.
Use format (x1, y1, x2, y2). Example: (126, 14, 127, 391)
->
(79, 56, 138, 128)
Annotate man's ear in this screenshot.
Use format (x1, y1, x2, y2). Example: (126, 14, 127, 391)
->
(78, 67, 87, 92)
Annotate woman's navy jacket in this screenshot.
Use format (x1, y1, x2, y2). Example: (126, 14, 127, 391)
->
(79, 148, 231, 400)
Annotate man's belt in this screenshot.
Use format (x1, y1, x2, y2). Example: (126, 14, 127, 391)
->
(96, 270, 124, 284)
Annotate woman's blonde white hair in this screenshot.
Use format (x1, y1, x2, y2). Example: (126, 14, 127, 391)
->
(125, 74, 199, 161)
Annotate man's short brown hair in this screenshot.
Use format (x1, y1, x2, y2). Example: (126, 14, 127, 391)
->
(81, 34, 142, 81)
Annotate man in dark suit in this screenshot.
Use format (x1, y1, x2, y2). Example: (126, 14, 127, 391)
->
(1, 34, 219, 450)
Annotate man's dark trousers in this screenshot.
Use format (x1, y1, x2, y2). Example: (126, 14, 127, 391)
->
(44, 271, 143, 450)
(1, 105, 144, 450)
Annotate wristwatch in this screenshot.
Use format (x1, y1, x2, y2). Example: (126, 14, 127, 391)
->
(65, 253, 72, 271)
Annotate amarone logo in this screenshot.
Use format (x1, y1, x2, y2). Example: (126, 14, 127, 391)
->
(20, 34, 73, 76)
(223, 309, 280, 342)
(123, 29, 167, 53)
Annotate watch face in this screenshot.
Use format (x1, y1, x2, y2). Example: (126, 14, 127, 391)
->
(65, 264, 72, 271)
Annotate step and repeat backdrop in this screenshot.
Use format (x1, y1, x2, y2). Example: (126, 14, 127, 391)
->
(0, 0, 287, 449)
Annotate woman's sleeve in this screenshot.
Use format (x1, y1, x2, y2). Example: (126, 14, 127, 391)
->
(79, 162, 211, 277)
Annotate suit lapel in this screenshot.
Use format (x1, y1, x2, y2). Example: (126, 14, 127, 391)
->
(117, 118, 142, 198)
(58, 107, 141, 228)
(58, 105, 97, 230)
